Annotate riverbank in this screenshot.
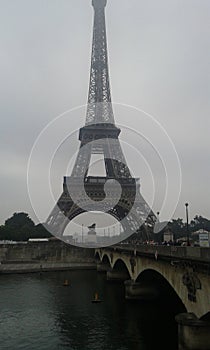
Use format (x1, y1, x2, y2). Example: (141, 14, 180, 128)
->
(0, 241, 96, 274)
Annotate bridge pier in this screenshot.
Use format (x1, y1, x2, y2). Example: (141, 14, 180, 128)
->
(176, 313, 210, 350)
(96, 262, 110, 273)
(107, 269, 129, 282)
(124, 280, 159, 300)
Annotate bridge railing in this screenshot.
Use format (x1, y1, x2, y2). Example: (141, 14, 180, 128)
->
(109, 244, 210, 262)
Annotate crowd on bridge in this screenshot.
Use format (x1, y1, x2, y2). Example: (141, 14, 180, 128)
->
(122, 239, 194, 247)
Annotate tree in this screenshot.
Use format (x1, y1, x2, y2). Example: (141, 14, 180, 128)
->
(190, 216, 210, 232)
(5, 212, 34, 229)
(168, 218, 184, 237)
(0, 212, 52, 241)
(33, 223, 52, 239)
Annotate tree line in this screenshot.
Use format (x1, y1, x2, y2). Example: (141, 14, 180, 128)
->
(0, 212, 209, 242)
(0, 212, 52, 241)
(168, 215, 210, 238)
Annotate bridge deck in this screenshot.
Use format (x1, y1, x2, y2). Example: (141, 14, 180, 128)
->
(106, 244, 210, 271)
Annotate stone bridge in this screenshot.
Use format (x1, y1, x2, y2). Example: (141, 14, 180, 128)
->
(95, 244, 210, 350)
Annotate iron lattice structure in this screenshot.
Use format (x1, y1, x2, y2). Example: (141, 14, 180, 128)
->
(46, 0, 156, 242)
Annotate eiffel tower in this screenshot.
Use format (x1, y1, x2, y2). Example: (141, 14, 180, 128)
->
(46, 0, 156, 244)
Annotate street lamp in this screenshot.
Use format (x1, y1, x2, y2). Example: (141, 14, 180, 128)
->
(156, 212, 160, 244)
(185, 203, 190, 246)
(82, 224, 84, 243)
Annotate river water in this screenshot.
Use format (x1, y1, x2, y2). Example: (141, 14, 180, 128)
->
(0, 270, 178, 350)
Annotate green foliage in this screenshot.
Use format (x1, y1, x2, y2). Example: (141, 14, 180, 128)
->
(5, 212, 34, 229)
(168, 215, 210, 239)
(0, 211, 210, 242)
(168, 218, 184, 238)
(0, 212, 52, 241)
(190, 215, 210, 232)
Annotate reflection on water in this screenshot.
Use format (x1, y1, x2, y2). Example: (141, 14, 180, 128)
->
(0, 270, 178, 350)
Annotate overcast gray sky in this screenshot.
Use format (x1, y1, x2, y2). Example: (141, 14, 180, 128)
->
(0, 0, 209, 225)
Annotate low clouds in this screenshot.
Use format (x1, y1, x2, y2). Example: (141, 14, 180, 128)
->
(0, 0, 209, 224)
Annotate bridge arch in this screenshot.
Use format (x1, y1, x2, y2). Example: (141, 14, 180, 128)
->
(136, 268, 186, 313)
(112, 258, 132, 280)
(101, 253, 112, 267)
(94, 251, 100, 261)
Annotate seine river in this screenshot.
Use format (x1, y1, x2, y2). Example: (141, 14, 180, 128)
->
(0, 270, 178, 350)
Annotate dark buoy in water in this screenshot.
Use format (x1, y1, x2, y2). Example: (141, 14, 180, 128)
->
(63, 279, 70, 286)
(92, 292, 102, 303)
